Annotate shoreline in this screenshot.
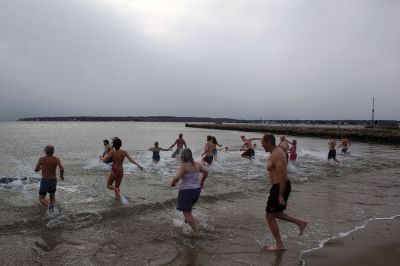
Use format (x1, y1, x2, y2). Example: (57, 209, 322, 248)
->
(185, 123, 400, 144)
(302, 215, 400, 266)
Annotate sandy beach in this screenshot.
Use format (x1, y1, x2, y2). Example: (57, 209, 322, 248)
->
(303, 216, 400, 266)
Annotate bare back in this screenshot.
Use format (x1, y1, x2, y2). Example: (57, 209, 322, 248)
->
(111, 150, 127, 169)
(176, 138, 186, 149)
(205, 142, 216, 155)
(329, 139, 336, 150)
(36, 156, 62, 179)
(267, 148, 288, 184)
(244, 140, 253, 149)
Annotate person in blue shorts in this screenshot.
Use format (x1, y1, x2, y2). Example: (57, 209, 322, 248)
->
(34, 145, 64, 213)
(201, 136, 216, 165)
(171, 149, 208, 231)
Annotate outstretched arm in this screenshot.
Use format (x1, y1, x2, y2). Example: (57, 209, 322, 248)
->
(169, 141, 177, 149)
(126, 152, 143, 170)
(171, 165, 185, 187)
(248, 137, 262, 141)
(159, 147, 172, 151)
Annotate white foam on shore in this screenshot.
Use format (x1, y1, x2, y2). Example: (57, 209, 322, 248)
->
(299, 214, 400, 266)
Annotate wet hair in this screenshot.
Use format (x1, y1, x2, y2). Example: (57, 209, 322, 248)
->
(211, 136, 219, 145)
(112, 137, 122, 150)
(181, 148, 195, 165)
(103, 139, 109, 145)
(179, 133, 183, 138)
(292, 139, 297, 145)
(44, 145, 54, 156)
(207, 135, 212, 141)
(154, 141, 159, 147)
(263, 133, 276, 146)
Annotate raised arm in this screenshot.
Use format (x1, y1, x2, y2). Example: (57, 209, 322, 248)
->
(126, 151, 143, 170)
(34, 158, 42, 172)
(171, 165, 185, 187)
(199, 163, 209, 188)
(57, 158, 65, 180)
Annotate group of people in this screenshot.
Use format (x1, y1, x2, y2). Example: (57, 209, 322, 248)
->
(34, 132, 352, 251)
(328, 135, 351, 163)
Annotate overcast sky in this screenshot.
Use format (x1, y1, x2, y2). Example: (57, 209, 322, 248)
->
(1, 0, 399, 120)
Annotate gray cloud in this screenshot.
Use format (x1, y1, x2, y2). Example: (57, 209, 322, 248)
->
(1, 0, 399, 120)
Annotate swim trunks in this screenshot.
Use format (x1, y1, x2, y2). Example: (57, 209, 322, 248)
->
(171, 149, 181, 158)
(102, 151, 113, 164)
(111, 164, 123, 178)
(328, 149, 336, 160)
(266, 180, 291, 213)
(152, 151, 160, 162)
(341, 147, 348, 153)
(241, 148, 255, 158)
(39, 178, 57, 195)
(177, 187, 201, 212)
(289, 151, 297, 161)
(204, 155, 213, 165)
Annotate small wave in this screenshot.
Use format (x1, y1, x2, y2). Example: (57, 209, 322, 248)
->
(299, 214, 400, 266)
(46, 211, 102, 230)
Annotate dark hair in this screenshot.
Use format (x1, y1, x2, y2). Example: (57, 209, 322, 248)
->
(179, 133, 183, 138)
(207, 135, 212, 141)
(44, 145, 54, 156)
(181, 148, 194, 165)
(154, 141, 159, 147)
(211, 136, 219, 145)
(263, 133, 276, 146)
(112, 137, 122, 150)
(103, 139, 109, 145)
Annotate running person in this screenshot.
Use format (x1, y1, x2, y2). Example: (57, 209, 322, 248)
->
(337, 135, 351, 154)
(101, 137, 143, 198)
(34, 145, 64, 212)
(148, 142, 172, 163)
(169, 133, 187, 158)
(240, 135, 260, 159)
(100, 139, 113, 165)
(328, 136, 339, 163)
(261, 133, 307, 251)
(201, 135, 216, 165)
(171, 149, 208, 232)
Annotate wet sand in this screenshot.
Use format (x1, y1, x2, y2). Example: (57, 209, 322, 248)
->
(303, 217, 400, 266)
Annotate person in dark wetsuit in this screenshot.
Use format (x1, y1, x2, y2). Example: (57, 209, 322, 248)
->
(100, 139, 113, 165)
(101, 137, 143, 198)
(148, 142, 172, 163)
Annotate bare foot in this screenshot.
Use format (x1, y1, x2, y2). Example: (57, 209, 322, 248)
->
(114, 188, 121, 199)
(299, 221, 308, 236)
(263, 244, 285, 251)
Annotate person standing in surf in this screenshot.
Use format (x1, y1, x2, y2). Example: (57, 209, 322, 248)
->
(171, 148, 208, 232)
(101, 137, 143, 198)
(328, 136, 340, 163)
(201, 135, 216, 165)
(148, 142, 172, 163)
(261, 133, 307, 251)
(169, 133, 187, 158)
(34, 145, 64, 213)
(100, 139, 113, 165)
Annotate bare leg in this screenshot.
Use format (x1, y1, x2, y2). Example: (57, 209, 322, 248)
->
(265, 213, 285, 250)
(107, 172, 117, 190)
(49, 193, 56, 207)
(274, 212, 308, 236)
(114, 175, 124, 198)
(183, 211, 198, 231)
(39, 195, 49, 207)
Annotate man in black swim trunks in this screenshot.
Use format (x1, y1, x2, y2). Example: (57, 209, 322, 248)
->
(261, 133, 307, 251)
(328, 136, 339, 163)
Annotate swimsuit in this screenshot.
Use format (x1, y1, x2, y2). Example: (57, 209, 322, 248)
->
(289, 148, 297, 161)
(328, 149, 337, 160)
(177, 171, 201, 212)
(103, 151, 113, 164)
(242, 148, 255, 158)
(152, 151, 160, 161)
(266, 180, 291, 213)
(39, 178, 57, 195)
(204, 154, 214, 165)
(111, 164, 123, 178)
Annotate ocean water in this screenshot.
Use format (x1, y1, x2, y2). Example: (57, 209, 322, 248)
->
(0, 121, 399, 265)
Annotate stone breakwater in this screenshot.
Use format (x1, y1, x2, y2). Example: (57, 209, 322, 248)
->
(185, 123, 400, 144)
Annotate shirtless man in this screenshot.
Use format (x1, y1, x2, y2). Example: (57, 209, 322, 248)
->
(278, 136, 289, 162)
(34, 145, 64, 212)
(328, 136, 339, 163)
(100, 139, 113, 165)
(337, 135, 351, 154)
(240, 135, 259, 159)
(261, 133, 307, 251)
(202, 136, 216, 165)
(169, 133, 187, 158)
(101, 137, 143, 198)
